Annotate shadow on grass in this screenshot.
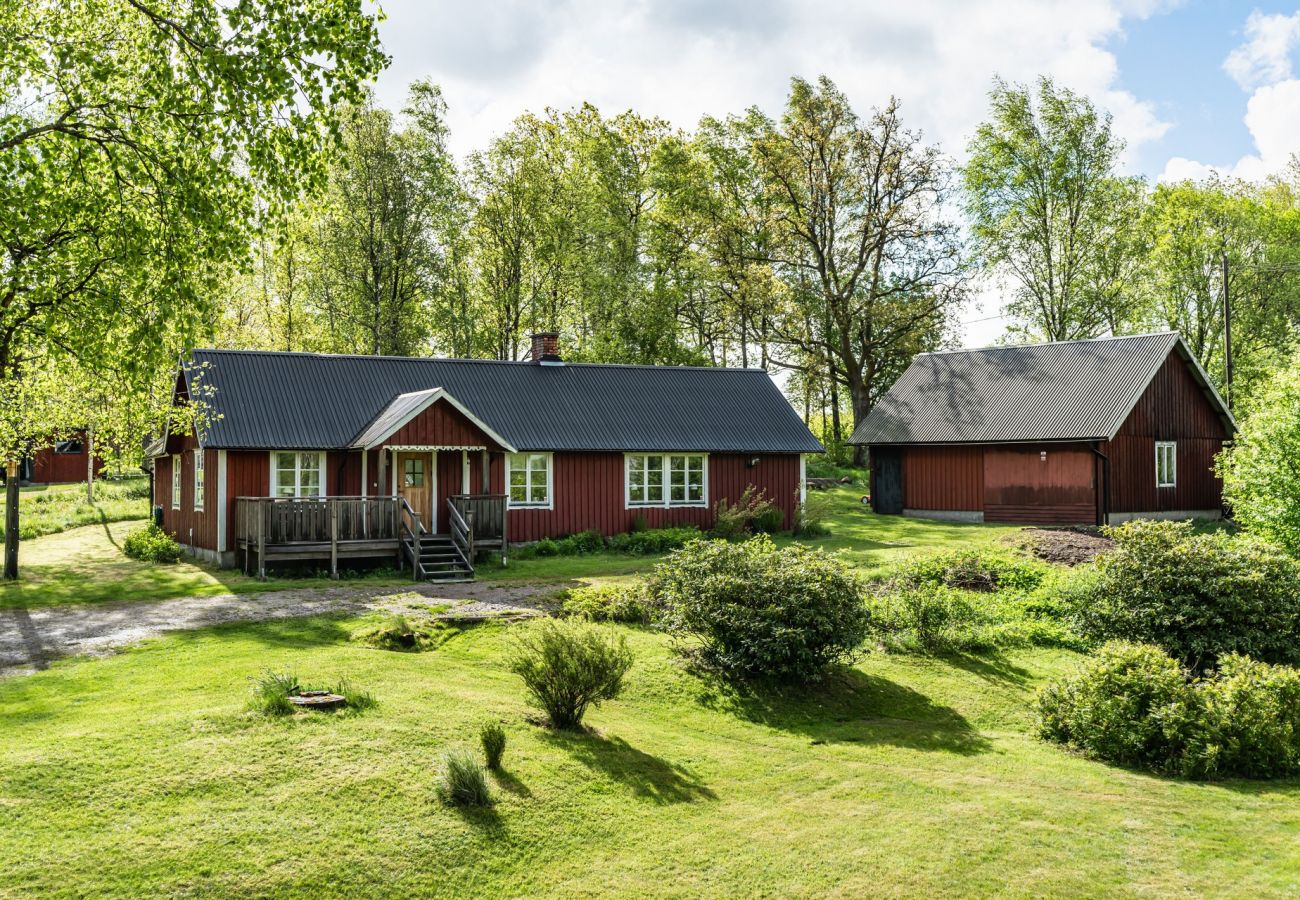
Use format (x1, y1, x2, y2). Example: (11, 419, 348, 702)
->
(542, 730, 717, 804)
(446, 800, 505, 833)
(491, 767, 532, 798)
(164, 614, 356, 652)
(942, 651, 1034, 688)
(695, 666, 991, 756)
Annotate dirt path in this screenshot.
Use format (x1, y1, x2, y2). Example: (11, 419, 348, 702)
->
(0, 581, 556, 678)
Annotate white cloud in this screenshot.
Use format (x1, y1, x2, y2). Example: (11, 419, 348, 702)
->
(1223, 10, 1300, 90)
(1160, 11, 1300, 183)
(373, 0, 1170, 170)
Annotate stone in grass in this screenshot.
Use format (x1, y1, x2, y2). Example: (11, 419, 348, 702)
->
(289, 690, 347, 711)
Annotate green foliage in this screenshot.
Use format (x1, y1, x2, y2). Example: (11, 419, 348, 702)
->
(648, 535, 870, 680)
(711, 486, 782, 540)
(792, 491, 833, 538)
(1037, 642, 1192, 770)
(889, 547, 1048, 594)
(1039, 643, 1300, 779)
(248, 670, 299, 718)
(437, 749, 493, 807)
(480, 723, 507, 770)
(1220, 349, 1300, 555)
(122, 524, 182, 564)
(8, 478, 150, 541)
(331, 679, 377, 713)
(509, 619, 634, 729)
(604, 527, 701, 555)
(1068, 520, 1300, 669)
(351, 614, 453, 653)
(559, 583, 653, 624)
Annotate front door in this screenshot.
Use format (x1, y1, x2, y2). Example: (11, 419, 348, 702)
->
(396, 451, 435, 531)
(872, 447, 904, 515)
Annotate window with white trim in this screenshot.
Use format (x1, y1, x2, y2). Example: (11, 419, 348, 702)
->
(506, 453, 552, 507)
(193, 451, 205, 511)
(171, 454, 181, 509)
(1156, 441, 1176, 488)
(626, 454, 707, 507)
(273, 451, 324, 498)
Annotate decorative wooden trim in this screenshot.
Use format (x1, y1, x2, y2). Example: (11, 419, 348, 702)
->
(216, 450, 228, 553)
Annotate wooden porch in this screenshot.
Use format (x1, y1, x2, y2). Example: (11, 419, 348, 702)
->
(235, 494, 508, 581)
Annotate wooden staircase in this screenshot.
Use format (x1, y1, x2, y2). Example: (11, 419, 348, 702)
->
(404, 533, 474, 582)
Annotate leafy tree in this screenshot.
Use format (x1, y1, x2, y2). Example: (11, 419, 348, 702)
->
(753, 77, 967, 465)
(0, 0, 385, 576)
(964, 77, 1143, 341)
(1218, 349, 1300, 556)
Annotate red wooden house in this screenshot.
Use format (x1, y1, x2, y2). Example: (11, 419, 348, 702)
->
(19, 434, 101, 484)
(151, 334, 823, 580)
(849, 332, 1235, 526)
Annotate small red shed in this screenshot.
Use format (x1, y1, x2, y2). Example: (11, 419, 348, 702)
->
(849, 332, 1235, 526)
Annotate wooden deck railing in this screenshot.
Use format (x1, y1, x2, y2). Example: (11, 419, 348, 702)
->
(236, 496, 401, 546)
(449, 494, 509, 564)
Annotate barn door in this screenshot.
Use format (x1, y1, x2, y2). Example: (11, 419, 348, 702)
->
(872, 447, 904, 515)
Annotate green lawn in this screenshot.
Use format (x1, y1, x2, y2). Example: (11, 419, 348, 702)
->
(6, 476, 151, 541)
(0, 519, 407, 610)
(2, 619, 1298, 896)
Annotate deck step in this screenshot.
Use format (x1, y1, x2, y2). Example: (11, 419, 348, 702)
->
(405, 534, 474, 583)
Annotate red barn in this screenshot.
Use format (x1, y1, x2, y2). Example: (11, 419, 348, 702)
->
(151, 334, 822, 580)
(20, 434, 101, 485)
(849, 332, 1235, 526)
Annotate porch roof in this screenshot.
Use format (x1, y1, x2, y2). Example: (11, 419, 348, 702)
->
(349, 388, 517, 452)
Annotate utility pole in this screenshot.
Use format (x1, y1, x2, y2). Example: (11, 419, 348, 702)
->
(1222, 254, 1233, 412)
(4, 460, 17, 580)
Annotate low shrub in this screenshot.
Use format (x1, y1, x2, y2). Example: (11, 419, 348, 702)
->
(1038, 643, 1300, 779)
(648, 535, 870, 681)
(792, 491, 832, 538)
(122, 523, 182, 563)
(867, 585, 989, 654)
(480, 722, 507, 770)
(1067, 520, 1300, 670)
(438, 749, 492, 806)
(509, 619, 634, 729)
(248, 669, 299, 717)
(605, 526, 701, 555)
(711, 486, 781, 540)
(889, 547, 1048, 594)
(558, 582, 653, 624)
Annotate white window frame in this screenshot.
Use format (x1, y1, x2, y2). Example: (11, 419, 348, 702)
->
(1156, 441, 1177, 488)
(171, 454, 181, 509)
(624, 453, 708, 509)
(270, 451, 327, 499)
(505, 452, 553, 509)
(193, 450, 205, 511)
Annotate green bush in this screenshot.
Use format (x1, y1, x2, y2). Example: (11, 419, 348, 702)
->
(605, 526, 700, 555)
(1037, 642, 1192, 770)
(648, 535, 870, 680)
(890, 547, 1048, 594)
(559, 582, 653, 624)
(122, 523, 182, 563)
(438, 749, 492, 806)
(1039, 643, 1300, 779)
(480, 722, 506, 770)
(509, 619, 634, 729)
(867, 585, 988, 653)
(792, 491, 832, 538)
(248, 669, 299, 717)
(1068, 520, 1300, 669)
(1218, 349, 1300, 555)
(711, 486, 781, 540)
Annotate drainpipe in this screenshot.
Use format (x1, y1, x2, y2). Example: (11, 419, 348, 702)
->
(1089, 442, 1110, 528)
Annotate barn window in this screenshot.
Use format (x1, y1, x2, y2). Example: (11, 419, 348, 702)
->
(54, 439, 84, 455)
(626, 454, 707, 508)
(272, 451, 324, 498)
(1156, 441, 1177, 488)
(506, 453, 552, 508)
(193, 451, 205, 511)
(171, 454, 181, 509)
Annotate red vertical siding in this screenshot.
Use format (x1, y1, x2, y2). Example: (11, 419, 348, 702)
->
(983, 443, 1096, 525)
(157, 433, 219, 550)
(387, 400, 504, 449)
(902, 446, 983, 510)
(225, 450, 271, 550)
(1109, 351, 1230, 514)
(29, 432, 102, 483)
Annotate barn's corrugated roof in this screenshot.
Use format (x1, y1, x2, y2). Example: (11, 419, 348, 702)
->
(849, 332, 1235, 445)
(185, 349, 824, 454)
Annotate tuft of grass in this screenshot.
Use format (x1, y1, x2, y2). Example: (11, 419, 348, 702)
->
(248, 669, 298, 717)
(351, 613, 454, 652)
(437, 749, 492, 807)
(331, 678, 377, 712)
(480, 722, 506, 770)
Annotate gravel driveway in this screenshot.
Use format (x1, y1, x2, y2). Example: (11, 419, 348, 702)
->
(0, 581, 555, 678)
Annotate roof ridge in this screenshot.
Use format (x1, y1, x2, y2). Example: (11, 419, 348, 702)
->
(922, 331, 1178, 357)
(189, 348, 770, 373)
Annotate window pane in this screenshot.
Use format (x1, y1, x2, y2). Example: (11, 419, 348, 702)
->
(530, 483, 546, 503)
(647, 456, 663, 473)
(276, 452, 296, 472)
(530, 455, 547, 474)
(510, 484, 528, 503)
(670, 483, 685, 502)
(509, 468, 527, 488)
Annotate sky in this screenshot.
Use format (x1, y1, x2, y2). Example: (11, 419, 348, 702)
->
(372, 0, 1300, 346)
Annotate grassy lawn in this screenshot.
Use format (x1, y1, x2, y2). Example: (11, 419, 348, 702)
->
(0, 519, 408, 610)
(2, 619, 1298, 896)
(7, 477, 151, 541)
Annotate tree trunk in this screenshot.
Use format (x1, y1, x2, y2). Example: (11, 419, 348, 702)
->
(4, 461, 17, 580)
(86, 424, 95, 504)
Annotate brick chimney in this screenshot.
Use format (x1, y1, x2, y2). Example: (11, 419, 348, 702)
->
(529, 332, 562, 365)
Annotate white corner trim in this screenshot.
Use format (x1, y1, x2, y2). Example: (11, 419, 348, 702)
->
(504, 451, 554, 510)
(216, 450, 228, 552)
(800, 454, 807, 506)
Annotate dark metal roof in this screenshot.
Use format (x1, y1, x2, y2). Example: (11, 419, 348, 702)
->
(849, 332, 1235, 445)
(185, 349, 824, 454)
